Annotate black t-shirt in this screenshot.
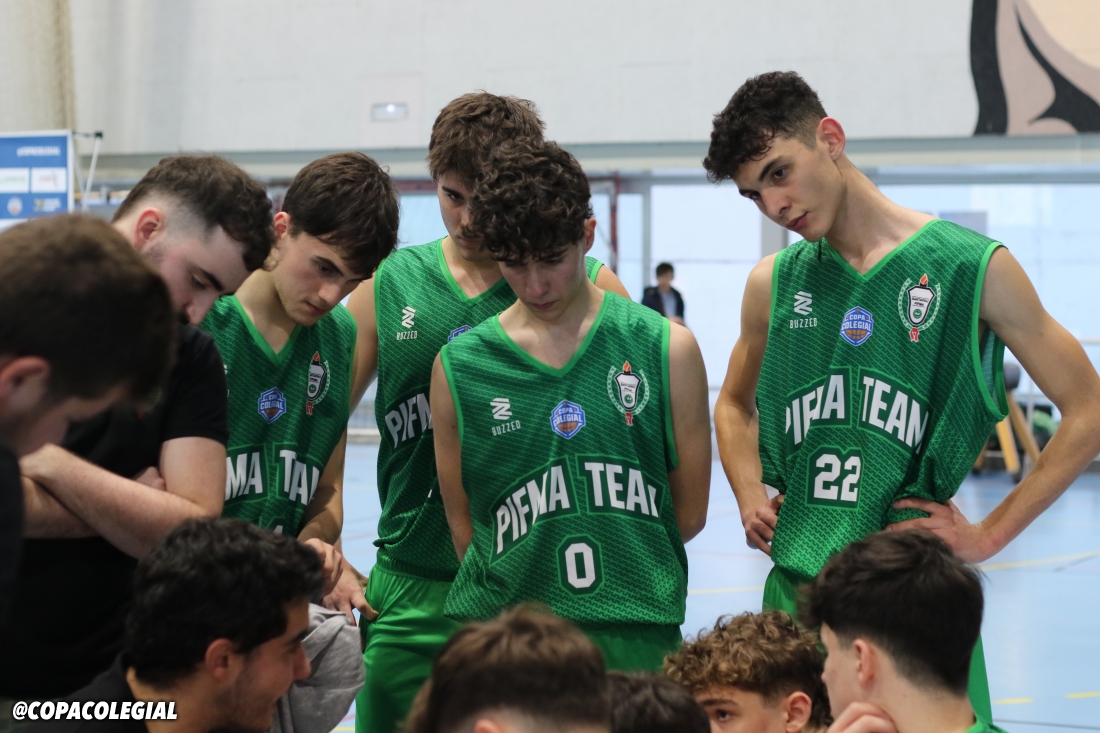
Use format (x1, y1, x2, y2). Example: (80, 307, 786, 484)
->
(0, 435, 22, 624)
(0, 325, 228, 698)
(25, 655, 147, 733)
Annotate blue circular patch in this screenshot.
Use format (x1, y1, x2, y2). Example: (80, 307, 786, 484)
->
(840, 307, 874, 346)
(550, 400, 586, 439)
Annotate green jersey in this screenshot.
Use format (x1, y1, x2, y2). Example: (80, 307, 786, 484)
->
(758, 220, 1007, 579)
(373, 238, 604, 579)
(440, 292, 685, 626)
(202, 296, 355, 536)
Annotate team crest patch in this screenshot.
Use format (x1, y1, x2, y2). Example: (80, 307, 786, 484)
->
(840, 307, 874, 346)
(550, 400, 586, 439)
(305, 351, 330, 415)
(448, 325, 472, 342)
(607, 361, 650, 426)
(258, 388, 287, 424)
(897, 273, 941, 343)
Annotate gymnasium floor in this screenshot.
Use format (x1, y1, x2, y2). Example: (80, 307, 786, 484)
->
(339, 444, 1100, 733)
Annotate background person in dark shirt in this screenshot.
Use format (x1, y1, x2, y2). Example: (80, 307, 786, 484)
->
(641, 262, 685, 326)
(0, 156, 276, 708)
(26, 519, 323, 733)
(0, 215, 175, 625)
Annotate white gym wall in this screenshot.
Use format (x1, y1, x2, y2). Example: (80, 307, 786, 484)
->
(66, 0, 977, 155)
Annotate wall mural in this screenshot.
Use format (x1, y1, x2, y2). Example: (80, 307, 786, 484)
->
(972, 0, 1100, 134)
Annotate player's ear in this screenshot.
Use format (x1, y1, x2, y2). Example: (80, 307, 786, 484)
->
(582, 218, 596, 253)
(0, 356, 51, 415)
(853, 638, 878, 690)
(274, 211, 292, 240)
(204, 637, 245, 683)
(818, 117, 846, 161)
(132, 206, 167, 253)
(781, 690, 813, 733)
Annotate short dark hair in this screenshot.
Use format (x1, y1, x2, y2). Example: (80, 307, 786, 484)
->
(0, 215, 174, 404)
(801, 531, 984, 696)
(405, 606, 609, 733)
(126, 518, 323, 686)
(608, 673, 708, 733)
(464, 140, 593, 264)
(665, 612, 829, 729)
(114, 155, 275, 271)
(282, 152, 399, 278)
(703, 71, 827, 183)
(428, 92, 546, 186)
(655, 262, 674, 276)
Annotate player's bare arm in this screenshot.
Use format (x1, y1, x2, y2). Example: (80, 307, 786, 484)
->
(666, 321, 711, 542)
(715, 253, 779, 554)
(890, 247, 1100, 562)
(299, 429, 348, 546)
(431, 353, 473, 560)
(594, 266, 631, 299)
(20, 436, 225, 558)
(347, 274, 379, 407)
(22, 476, 94, 538)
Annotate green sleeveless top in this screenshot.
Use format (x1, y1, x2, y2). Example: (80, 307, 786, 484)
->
(201, 296, 355, 536)
(440, 292, 685, 626)
(758, 220, 1008, 579)
(373, 238, 605, 579)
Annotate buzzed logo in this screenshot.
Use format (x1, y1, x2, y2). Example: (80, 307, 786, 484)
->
(491, 398, 513, 420)
(401, 306, 416, 328)
(794, 291, 813, 315)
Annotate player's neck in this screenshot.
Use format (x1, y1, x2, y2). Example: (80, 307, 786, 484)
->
(822, 160, 935, 275)
(234, 268, 298, 353)
(500, 279, 604, 370)
(126, 667, 219, 733)
(442, 235, 504, 297)
(875, 682, 976, 733)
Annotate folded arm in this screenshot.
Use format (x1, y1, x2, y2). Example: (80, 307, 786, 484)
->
(21, 437, 225, 558)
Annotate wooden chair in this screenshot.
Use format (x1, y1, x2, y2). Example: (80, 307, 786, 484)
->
(973, 363, 1042, 480)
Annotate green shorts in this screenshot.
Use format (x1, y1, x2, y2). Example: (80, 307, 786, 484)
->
(763, 566, 992, 724)
(581, 624, 683, 672)
(355, 563, 462, 733)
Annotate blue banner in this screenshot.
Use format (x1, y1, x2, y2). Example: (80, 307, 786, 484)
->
(0, 130, 73, 229)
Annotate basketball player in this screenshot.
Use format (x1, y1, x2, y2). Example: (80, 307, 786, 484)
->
(803, 531, 1004, 733)
(201, 152, 398, 583)
(345, 92, 628, 733)
(706, 71, 1100, 722)
(431, 139, 711, 670)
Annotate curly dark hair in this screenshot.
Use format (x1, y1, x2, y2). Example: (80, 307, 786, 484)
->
(114, 155, 275, 271)
(801, 530, 983, 697)
(463, 140, 592, 264)
(703, 71, 827, 183)
(125, 518, 323, 686)
(428, 91, 545, 185)
(665, 611, 830, 729)
(282, 152, 399, 278)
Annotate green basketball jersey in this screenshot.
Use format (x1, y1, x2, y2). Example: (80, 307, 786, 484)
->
(440, 292, 685, 626)
(201, 296, 355, 536)
(374, 238, 605, 579)
(758, 220, 1008, 579)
